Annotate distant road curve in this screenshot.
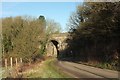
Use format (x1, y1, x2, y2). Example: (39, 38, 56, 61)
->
(55, 60, 119, 79)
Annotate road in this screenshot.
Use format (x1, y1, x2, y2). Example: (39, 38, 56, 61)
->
(55, 60, 119, 79)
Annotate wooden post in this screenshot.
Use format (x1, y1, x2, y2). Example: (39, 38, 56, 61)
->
(10, 57, 13, 68)
(20, 58, 22, 63)
(15, 58, 18, 66)
(5, 58, 7, 69)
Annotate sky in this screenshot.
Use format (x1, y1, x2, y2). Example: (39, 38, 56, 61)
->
(2, 2, 82, 32)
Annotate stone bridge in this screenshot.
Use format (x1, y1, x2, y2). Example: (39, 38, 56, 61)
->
(46, 33, 69, 57)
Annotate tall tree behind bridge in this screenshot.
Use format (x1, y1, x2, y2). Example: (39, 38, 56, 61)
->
(46, 19, 61, 35)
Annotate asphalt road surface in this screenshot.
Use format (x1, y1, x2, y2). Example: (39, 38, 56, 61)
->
(55, 60, 119, 79)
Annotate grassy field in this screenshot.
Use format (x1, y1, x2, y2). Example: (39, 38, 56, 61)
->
(23, 58, 69, 78)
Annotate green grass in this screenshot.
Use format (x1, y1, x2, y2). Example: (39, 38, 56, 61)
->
(23, 58, 69, 78)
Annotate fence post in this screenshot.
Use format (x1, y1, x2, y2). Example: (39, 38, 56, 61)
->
(20, 58, 22, 63)
(10, 57, 13, 68)
(5, 58, 7, 69)
(15, 58, 18, 66)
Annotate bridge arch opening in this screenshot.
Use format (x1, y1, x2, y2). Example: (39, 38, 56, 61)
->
(50, 40, 59, 57)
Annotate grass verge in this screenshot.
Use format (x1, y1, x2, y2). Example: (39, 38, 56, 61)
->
(23, 57, 70, 78)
